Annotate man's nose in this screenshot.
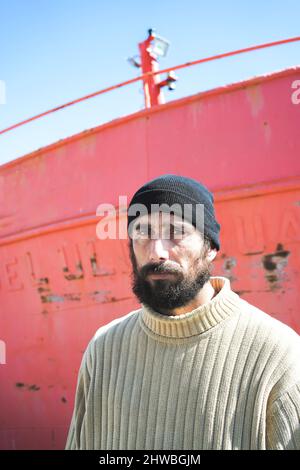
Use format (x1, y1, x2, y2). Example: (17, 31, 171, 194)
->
(148, 238, 170, 262)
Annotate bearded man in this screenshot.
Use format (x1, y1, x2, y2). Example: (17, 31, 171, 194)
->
(66, 174, 300, 450)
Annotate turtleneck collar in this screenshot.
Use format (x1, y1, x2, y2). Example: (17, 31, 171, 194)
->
(139, 276, 241, 340)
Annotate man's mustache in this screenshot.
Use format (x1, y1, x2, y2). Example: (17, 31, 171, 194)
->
(139, 262, 182, 279)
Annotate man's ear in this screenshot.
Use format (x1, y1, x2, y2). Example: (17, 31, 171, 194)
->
(206, 248, 217, 262)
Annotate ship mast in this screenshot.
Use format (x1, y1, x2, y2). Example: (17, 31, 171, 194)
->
(130, 29, 177, 108)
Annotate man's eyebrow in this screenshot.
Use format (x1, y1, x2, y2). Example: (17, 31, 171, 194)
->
(134, 220, 193, 230)
(158, 222, 193, 234)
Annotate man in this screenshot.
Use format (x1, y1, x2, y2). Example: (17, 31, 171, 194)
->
(66, 174, 300, 450)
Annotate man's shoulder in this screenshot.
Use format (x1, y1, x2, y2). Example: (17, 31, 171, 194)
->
(87, 306, 142, 351)
(238, 295, 300, 347)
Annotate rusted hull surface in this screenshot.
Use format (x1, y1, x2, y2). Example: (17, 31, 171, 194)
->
(0, 67, 299, 449)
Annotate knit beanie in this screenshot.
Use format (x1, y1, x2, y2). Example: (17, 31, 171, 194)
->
(127, 174, 220, 250)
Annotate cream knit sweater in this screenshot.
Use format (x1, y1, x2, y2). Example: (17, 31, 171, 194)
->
(66, 276, 300, 450)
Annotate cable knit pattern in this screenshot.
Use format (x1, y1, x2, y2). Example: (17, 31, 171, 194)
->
(65, 277, 300, 450)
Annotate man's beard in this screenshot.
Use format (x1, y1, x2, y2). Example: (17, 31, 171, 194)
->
(129, 244, 211, 315)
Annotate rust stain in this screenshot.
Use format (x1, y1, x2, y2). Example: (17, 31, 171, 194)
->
(221, 256, 237, 283)
(37, 286, 51, 293)
(262, 243, 290, 291)
(37, 277, 60, 304)
(15, 382, 25, 388)
(40, 292, 82, 303)
(37, 281, 123, 305)
(244, 251, 264, 256)
(64, 274, 84, 280)
(224, 258, 236, 270)
(15, 383, 40, 391)
(89, 290, 112, 302)
(28, 384, 40, 391)
(63, 264, 84, 281)
(38, 277, 83, 304)
(41, 294, 65, 303)
(90, 253, 115, 276)
(63, 293, 81, 301)
(90, 255, 97, 271)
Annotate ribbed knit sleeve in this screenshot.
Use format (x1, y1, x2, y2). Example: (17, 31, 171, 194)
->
(266, 382, 300, 450)
(65, 348, 92, 450)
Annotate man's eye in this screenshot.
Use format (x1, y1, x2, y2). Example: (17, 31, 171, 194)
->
(136, 225, 150, 236)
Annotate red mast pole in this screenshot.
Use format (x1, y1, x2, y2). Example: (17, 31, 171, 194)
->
(138, 30, 165, 108)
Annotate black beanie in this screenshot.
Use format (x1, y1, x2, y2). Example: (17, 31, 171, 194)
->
(127, 174, 220, 251)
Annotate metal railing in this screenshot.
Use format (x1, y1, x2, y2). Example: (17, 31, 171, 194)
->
(0, 35, 299, 136)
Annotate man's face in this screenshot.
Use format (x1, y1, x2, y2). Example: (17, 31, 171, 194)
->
(129, 211, 217, 314)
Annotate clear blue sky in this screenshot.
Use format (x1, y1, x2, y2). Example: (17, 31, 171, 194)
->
(0, 0, 299, 165)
